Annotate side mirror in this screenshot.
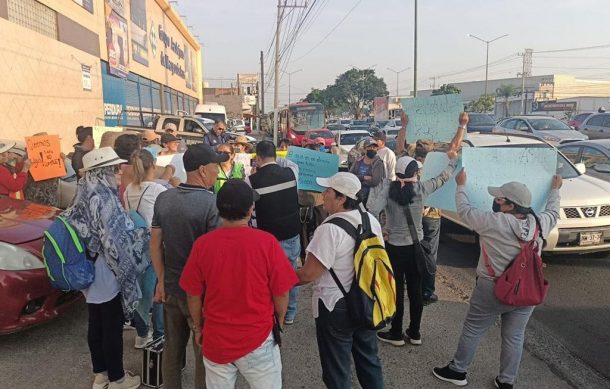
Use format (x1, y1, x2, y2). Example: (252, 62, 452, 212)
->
(593, 163, 610, 174)
(575, 162, 586, 174)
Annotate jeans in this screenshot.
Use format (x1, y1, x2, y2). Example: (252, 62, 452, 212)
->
(450, 277, 535, 385)
(422, 217, 440, 299)
(202, 332, 282, 389)
(163, 294, 206, 389)
(280, 234, 301, 321)
(386, 243, 423, 336)
(87, 294, 125, 382)
(133, 302, 164, 339)
(315, 299, 384, 389)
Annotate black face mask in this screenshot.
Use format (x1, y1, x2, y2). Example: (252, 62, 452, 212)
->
(366, 150, 377, 159)
(492, 201, 502, 213)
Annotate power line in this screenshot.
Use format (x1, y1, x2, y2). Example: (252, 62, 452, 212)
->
(533, 43, 610, 54)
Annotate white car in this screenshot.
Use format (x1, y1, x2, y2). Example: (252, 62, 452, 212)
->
(334, 130, 371, 169)
(442, 132, 610, 255)
(381, 118, 402, 133)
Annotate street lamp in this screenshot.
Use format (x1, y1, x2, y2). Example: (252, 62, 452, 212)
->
(283, 69, 302, 106)
(467, 33, 508, 95)
(387, 67, 411, 96)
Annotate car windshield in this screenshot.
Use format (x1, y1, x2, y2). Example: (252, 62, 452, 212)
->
(483, 144, 580, 179)
(352, 120, 367, 125)
(387, 129, 400, 136)
(196, 118, 215, 131)
(469, 114, 496, 125)
(290, 104, 325, 134)
(529, 118, 572, 131)
(308, 131, 334, 139)
(340, 119, 351, 125)
(340, 133, 368, 145)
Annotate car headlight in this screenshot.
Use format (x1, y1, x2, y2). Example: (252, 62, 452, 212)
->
(543, 135, 560, 142)
(0, 242, 45, 271)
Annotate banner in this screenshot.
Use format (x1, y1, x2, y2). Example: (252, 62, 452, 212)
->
(401, 94, 463, 144)
(130, 0, 148, 66)
(106, 10, 129, 79)
(25, 135, 67, 182)
(93, 126, 122, 149)
(286, 146, 339, 192)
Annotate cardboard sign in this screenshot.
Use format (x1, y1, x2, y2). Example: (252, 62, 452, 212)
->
(25, 135, 66, 181)
(156, 153, 186, 183)
(421, 152, 462, 211)
(93, 126, 122, 149)
(286, 146, 339, 192)
(402, 94, 464, 144)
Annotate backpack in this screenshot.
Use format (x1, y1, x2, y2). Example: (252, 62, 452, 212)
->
(482, 225, 549, 306)
(42, 215, 95, 290)
(325, 209, 397, 330)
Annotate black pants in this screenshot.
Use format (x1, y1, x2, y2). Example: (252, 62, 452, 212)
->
(87, 294, 125, 382)
(386, 243, 423, 336)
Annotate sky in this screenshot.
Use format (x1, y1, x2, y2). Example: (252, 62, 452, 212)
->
(176, 0, 610, 108)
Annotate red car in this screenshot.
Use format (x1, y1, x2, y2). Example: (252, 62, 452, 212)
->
(302, 129, 336, 148)
(0, 197, 81, 334)
(568, 112, 593, 130)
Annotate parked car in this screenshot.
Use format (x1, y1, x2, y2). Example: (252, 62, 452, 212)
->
(492, 115, 588, 145)
(442, 133, 610, 255)
(349, 123, 372, 133)
(0, 197, 81, 334)
(370, 120, 389, 132)
(340, 119, 352, 129)
(334, 130, 371, 169)
(466, 113, 496, 133)
(578, 112, 610, 140)
(568, 112, 594, 130)
(327, 118, 340, 126)
(350, 119, 369, 127)
(558, 140, 610, 182)
(327, 123, 347, 135)
(227, 118, 246, 134)
(381, 118, 402, 133)
(302, 129, 336, 148)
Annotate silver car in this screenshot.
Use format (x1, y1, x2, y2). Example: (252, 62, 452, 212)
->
(492, 115, 588, 145)
(578, 113, 610, 140)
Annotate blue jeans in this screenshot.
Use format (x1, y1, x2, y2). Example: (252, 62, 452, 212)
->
(202, 332, 281, 389)
(422, 217, 441, 299)
(280, 234, 300, 321)
(134, 264, 164, 339)
(133, 302, 164, 340)
(315, 299, 384, 389)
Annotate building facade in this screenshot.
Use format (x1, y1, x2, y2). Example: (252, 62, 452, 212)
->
(0, 0, 201, 150)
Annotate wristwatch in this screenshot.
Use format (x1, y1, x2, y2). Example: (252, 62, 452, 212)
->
(458, 125, 466, 130)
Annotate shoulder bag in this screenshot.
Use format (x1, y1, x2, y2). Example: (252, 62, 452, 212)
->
(404, 206, 435, 276)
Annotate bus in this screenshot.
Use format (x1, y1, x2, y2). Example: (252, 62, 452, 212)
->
(275, 102, 326, 145)
(195, 103, 227, 124)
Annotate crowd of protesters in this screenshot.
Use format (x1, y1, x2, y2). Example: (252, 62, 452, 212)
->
(0, 113, 562, 389)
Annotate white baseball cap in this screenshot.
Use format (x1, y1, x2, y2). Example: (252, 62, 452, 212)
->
(81, 147, 127, 172)
(488, 181, 532, 208)
(395, 156, 423, 174)
(0, 140, 16, 154)
(316, 172, 361, 200)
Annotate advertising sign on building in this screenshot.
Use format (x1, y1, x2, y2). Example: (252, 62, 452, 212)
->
(106, 0, 125, 18)
(532, 101, 577, 112)
(373, 97, 389, 121)
(73, 0, 94, 13)
(238, 74, 259, 85)
(130, 0, 148, 66)
(81, 64, 92, 91)
(106, 10, 130, 79)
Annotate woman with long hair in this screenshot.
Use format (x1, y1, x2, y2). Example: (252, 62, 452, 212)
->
(376, 150, 457, 347)
(63, 147, 148, 389)
(124, 149, 168, 348)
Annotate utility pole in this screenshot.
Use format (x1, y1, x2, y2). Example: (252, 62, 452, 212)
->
(429, 76, 438, 90)
(467, 33, 508, 96)
(260, 50, 265, 115)
(284, 69, 303, 107)
(387, 67, 410, 96)
(413, 0, 418, 97)
(518, 49, 533, 114)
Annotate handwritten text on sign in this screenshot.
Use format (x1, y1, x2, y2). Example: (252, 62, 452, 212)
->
(287, 146, 339, 192)
(402, 94, 464, 144)
(25, 135, 66, 181)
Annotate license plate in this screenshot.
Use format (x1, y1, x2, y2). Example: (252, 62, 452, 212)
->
(579, 232, 603, 246)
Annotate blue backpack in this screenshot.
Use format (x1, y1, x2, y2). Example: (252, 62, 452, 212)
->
(42, 215, 95, 290)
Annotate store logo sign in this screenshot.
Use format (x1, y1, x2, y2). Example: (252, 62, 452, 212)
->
(149, 21, 157, 57)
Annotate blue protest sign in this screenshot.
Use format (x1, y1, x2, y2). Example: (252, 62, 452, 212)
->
(401, 94, 464, 144)
(287, 146, 339, 192)
(461, 147, 557, 213)
(421, 152, 462, 211)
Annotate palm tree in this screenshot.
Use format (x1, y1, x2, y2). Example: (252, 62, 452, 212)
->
(496, 84, 518, 117)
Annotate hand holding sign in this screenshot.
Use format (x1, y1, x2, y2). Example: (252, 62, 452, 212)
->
(25, 135, 66, 181)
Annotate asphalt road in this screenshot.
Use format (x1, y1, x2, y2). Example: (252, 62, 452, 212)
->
(437, 220, 610, 383)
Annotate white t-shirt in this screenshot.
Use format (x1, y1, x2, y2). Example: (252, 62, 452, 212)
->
(123, 181, 167, 226)
(306, 209, 384, 318)
(377, 146, 396, 181)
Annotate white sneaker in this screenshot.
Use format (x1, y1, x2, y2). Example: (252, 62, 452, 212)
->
(134, 334, 153, 349)
(109, 371, 140, 389)
(92, 373, 109, 389)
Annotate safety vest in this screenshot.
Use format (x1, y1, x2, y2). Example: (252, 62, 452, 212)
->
(214, 161, 245, 193)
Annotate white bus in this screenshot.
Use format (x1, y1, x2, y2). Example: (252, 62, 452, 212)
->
(195, 103, 227, 124)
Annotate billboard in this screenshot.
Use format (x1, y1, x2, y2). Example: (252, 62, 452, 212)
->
(73, 0, 94, 13)
(106, 10, 129, 79)
(373, 97, 389, 121)
(130, 0, 148, 66)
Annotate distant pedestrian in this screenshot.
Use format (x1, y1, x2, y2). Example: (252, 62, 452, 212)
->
(180, 179, 298, 388)
(296, 172, 385, 389)
(349, 138, 384, 208)
(249, 141, 302, 325)
(203, 120, 229, 148)
(372, 130, 396, 181)
(164, 122, 179, 136)
(433, 171, 561, 388)
(63, 147, 148, 389)
(150, 143, 228, 389)
(278, 138, 291, 151)
(159, 133, 181, 156)
(72, 126, 95, 179)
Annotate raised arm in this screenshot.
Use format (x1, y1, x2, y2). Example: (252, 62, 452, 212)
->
(448, 112, 469, 153)
(538, 176, 562, 237)
(421, 150, 458, 197)
(395, 111, 408, 155)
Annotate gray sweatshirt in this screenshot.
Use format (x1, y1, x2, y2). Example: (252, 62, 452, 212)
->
(455, 185, 560, 280)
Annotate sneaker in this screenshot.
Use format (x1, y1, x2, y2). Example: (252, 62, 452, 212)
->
(432, 364, 468, 386)
(376, 330, 405, 346)
(284, 318, 294, 325)
(109, 371, 140, 389)
(423, 293, 439, 306)
(122, 322, 134, 331)
(405, 328, 422, 345)
(134, 334, 152, 349)
(495, 376, 513, 389)
(92, 373, 109, 389)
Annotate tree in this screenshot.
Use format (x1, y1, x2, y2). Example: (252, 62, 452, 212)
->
(496, 84, 518, 117)
(467, 95, 495, 113)
(431, 84, 461, 95)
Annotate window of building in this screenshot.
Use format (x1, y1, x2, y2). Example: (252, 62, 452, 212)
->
(7, 0, 58, 40)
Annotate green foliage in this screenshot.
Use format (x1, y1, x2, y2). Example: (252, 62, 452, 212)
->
(305, 68, 388, 118)
(467, 95, 496, 113)
(495, 84, 519, 117)
(431, 84, 461, 95)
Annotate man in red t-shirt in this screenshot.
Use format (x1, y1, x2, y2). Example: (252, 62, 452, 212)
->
(180, 179, 298, 389)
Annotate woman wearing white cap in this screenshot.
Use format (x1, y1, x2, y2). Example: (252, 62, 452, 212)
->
(0, 140, 31, 199)
(376, 149, 458, 347)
